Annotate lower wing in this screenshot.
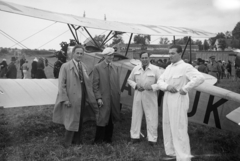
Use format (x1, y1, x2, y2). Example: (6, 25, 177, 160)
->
(0, 79, 58, 108)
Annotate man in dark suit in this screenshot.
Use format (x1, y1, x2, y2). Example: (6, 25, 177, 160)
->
(92, 47, 121, 144)
(0, 59, 8, 78)
(31, 58, 38, 78)
(6, 57, 17, 79)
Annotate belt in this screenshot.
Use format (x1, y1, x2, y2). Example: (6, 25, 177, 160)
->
(210, 71, 218, 72)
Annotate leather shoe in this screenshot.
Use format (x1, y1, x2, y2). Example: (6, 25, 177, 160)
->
(161, 154, 176, 161)
(130, 138, 140, 144)
(148, 141, 157, 147)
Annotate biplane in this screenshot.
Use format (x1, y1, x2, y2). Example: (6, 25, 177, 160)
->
(0, 0, 240, 133)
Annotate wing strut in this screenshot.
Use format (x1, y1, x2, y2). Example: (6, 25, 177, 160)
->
(100, 31, 112, 47)
(83, 27, 101, 49)
(71, 25, 79, 43)
(125, 33, 133, 57)
(67, 24, 80, 44)
(181, 36, 192, 63)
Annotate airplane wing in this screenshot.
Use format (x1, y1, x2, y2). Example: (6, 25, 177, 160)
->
(0, 79, 58, 108)
(0, 0, 215, 38)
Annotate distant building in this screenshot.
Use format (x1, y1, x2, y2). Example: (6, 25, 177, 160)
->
(114, 43, 199, 59)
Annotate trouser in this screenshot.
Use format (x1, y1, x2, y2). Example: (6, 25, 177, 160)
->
(94, 115, 114, 143)
(130, 99, 158, 142)
(23, 70, 27, 79)
(64, 83, 86, 145)
(163, 94, 191, 161)
(21, 69, 24, 79)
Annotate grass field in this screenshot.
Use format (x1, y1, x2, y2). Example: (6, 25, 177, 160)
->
(0, 54, 240, 161)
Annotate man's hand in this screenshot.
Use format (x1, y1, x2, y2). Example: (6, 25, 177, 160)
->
(145, 84, 153, 91)
(64, 101, 71, 108)
(167, 85, 178, 93)
(97, 99, 103, 107)
(179, 89, 187, 95)
(135, 84, 145, 92)
(137, 87, 145, 92)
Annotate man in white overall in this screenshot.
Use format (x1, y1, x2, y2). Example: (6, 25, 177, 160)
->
(128, 52, 163, 146)
(151, 45, 204, 160)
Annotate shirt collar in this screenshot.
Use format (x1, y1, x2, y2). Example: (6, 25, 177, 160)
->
(103, 60, 112, 68)
(72, 59, 82, 69)
(104, 60, 111, 65)
(171, 60, 184, 66)
(139, 63, 153, 71)
(72, 58, 79, 65)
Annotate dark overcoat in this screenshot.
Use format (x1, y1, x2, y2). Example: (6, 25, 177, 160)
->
(53, 60, 98, 131)
(6, 62, 17, 79)
(92, 61, 121, 126)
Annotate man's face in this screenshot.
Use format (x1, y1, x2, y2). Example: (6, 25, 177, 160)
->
(72, 48, 84, 62)
(141, 53, 150, 66)
(104, 54, 114, 63)
(169, 48, 181, 63)
(210, 58, 215, 62)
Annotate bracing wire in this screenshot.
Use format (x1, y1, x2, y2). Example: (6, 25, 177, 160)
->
(11, 22, 57, 48)
(0, 30, 29, 49)
(37, 30, 69, 49)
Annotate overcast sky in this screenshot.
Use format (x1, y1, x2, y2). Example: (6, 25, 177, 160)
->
(0, 0, 239, 50)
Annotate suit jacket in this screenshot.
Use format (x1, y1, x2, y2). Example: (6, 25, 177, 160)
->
(93, 61, 121, 126)
(53, 59, 98, 131)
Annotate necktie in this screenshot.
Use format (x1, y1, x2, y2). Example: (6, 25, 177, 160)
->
(78, 62, 83, 83)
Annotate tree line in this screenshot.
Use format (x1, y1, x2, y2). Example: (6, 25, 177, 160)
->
(92, 21, 240, 51)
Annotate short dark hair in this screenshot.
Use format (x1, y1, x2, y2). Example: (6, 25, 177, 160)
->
(139, 52, 150, 58)
(169, 45, 182, 53)
(72, 44, 85, 53)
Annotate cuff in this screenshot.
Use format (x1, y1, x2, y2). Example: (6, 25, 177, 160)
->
(151, 84, 159, 92)
(182, 86, 189, 93)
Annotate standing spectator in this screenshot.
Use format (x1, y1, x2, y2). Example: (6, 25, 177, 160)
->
(20, 55, 26, 79)
(218, 60, 224, 79)
(53, 45, 97, 147)
(128, 52, 163, 146)
(197, 59, 208, 74)
(92, 47, 121, 144)
(0, 59, 8, 78)
(6, 57, 17, 79)
(207, 56, 221, 84)
(226, 60, 232, 78)
(151, 45, 204, 160)
(31, 58, 38, 78)
(22, 60, 29, 79)
(36, 58, 47, 79)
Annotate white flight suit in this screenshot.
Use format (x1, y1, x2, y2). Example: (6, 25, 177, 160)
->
(128, 63, 163, 142)
(152, 60, 204, 160)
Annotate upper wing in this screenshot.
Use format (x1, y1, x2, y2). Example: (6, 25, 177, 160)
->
(0, 0, 215, 38)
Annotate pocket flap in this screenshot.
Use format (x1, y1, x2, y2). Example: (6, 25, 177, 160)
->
(147, 73, 155, 77)
(134, 71, 141, 75)
(172, 74, 183, 78)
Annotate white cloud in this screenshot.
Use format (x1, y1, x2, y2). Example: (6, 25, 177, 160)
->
(213, 0, 240, 10)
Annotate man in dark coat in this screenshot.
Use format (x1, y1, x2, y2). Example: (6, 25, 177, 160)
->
(6, 57, 17, 79)
(0, 59, 8, 78)
(20, 57, 26, 79)
(31, 58, 38, 78)
(92, 47, 121, 144)
(53, 45, 97, 147)
(36, 58, 47, 79)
